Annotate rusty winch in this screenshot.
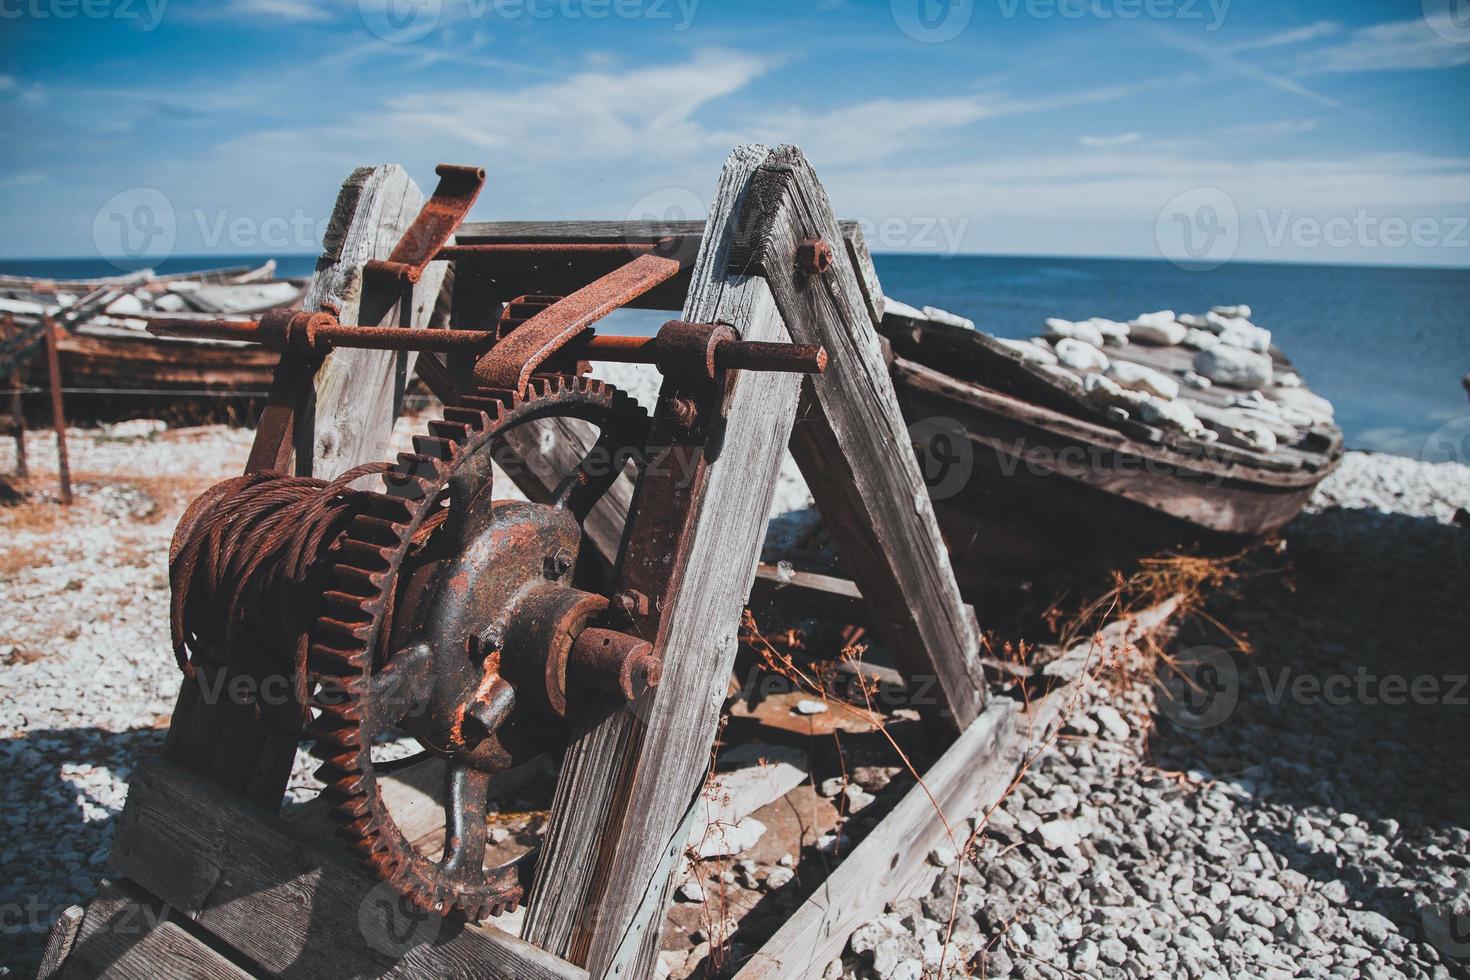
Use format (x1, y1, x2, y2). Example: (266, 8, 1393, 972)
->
(161, 166, 826, 921)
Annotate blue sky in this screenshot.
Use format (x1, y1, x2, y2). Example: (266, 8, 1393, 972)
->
(1, 0, 1468, 266)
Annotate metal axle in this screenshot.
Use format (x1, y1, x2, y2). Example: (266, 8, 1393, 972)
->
(145, 313, 827, 375)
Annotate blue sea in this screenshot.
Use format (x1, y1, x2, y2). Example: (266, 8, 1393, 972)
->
(4, 253, 1467, 461)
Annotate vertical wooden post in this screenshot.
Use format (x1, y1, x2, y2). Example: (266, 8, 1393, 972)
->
(156, 165, 448, 809)
(42, 316, 71, 505)
(9, 375, 25, 478)
(524, 144, 803, 978)
(2, 314, 25, 478)
(735, 145, 985, 730)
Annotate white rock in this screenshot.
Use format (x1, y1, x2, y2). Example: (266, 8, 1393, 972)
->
(1087, 317, 1130, 346)
(1044, 318, 1106, 347)
(1084, 373, 1148, 411)
(104, 292, 145, 315)
(1140, 397, 1207, 438)
(1211, 304, 1251, 319)
(692, 815, 767, 858)
(921, 305, 974, 330)
(1183, 371, 1213, 389)
(1275, 386, 1335, 421)
(765, 866, 795, 889)
(1054, 338, 1109, 372)
(1182, 328, 1220, 350)
(1106, 361, 1180, 400)
(1037, 364, 1085, 394)
(794, 699, 828, 715)
(995, 337, 1058, 366)
(1193, 346, 1272, 389)
(1038, 818, 1091, 851)
(1128, 313, 1187, 346)
(928, 845, 957, 867)
(1217, 320, 1272, 353)
(1093, 704, 1131, 740)
(1178, 312, 1211, 329)
(686, 743, 807, 854)
(678, 879, 708, 902)
(1276, 371, 1302, 388)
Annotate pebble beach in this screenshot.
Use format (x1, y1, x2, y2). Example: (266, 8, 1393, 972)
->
(1, 363, 1468, 978)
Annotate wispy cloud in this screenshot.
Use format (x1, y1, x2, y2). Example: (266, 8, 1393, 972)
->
(1228, 20, 1339, 52)
(1224, 119, 1320, 138)
(1150, 26, 1342, 108)
(1080, 132, 1142, 148)
(179, 0, 339, 21)
(1296, 16, 1470, 73)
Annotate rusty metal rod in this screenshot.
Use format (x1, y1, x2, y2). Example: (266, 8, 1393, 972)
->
(144, 316, 827, 375)
(435, 243, 663, 260)
(42, 317, 71, 505)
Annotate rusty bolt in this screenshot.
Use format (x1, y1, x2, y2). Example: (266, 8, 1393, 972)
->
(796, 238, 833, 276)
(628, 653, 663, 696)
(545, 548, 575, 579)
(664, 396, 699, 430)
(477, 624, 504, 654)
(612, 590, 651, 621)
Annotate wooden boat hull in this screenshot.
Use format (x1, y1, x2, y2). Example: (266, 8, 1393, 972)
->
(46, 329, 279, 392)
(894, 357, 1325, 603)
(879, 301, 1343, 616)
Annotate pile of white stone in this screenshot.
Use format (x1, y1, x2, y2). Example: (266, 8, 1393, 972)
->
(994, 304, 1335, 456)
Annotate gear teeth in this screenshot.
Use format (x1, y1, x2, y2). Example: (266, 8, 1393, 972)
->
(441, 407, 489, 430)
(301, 372, 649, 921)
(412, 435, 457, 460)
(426, 419, 472, 442)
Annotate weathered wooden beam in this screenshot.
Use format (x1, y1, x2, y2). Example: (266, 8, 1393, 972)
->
(108, 759, 587, 980)
(736, 598, 1181, 979)
(522, 144, 804, 979)
(450, 219, 880, 314)
(160, 164, 446, 809)
(732, 145, 984, 731)
(56, 880, 249, 980)
(37, 905, 83, 980)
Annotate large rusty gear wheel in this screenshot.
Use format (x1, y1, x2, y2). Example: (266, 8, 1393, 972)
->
(308, 374, 650, 922)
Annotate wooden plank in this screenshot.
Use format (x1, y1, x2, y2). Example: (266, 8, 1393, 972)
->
(736, 598, 1181, 980)
(450, 220, 880, 316)
(59, 881, 250, 980)
(522, 144, 803, 979)
(734, 145, 984, 731)
(37, 904, 84, 980)
(109, 759, 586, 980)
(158, 165, 444, 810)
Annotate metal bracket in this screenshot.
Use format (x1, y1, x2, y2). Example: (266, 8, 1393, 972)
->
(363, 164, 486, 288)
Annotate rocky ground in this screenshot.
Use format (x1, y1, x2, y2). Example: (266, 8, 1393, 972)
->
(1, 378, 1467, 976)
(836, 453, 1470, 979)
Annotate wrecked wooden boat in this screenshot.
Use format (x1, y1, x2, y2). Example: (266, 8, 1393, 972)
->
(1, 262, 301, 416)
(880, 301, 1343, 607)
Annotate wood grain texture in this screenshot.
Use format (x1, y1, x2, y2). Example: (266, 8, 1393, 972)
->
(59, 881, 250, 980)
(740, 145, 984, 731)
(158, 165, 442, 810)
(736, 597, 1182, 980)
(522, 144, 802, 980)
(110, 759, 586, 980)
(37, 905, 84, 980)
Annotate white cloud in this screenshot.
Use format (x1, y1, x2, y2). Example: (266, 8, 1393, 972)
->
(1079, 132, 1142, 148)
(743, 78, 1179, 167)
(182, 0, 338, 21)
(1150, 27, 1341, 107)
(1228, 21, 1340, 52)
(1296, 17, 1470, 73)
